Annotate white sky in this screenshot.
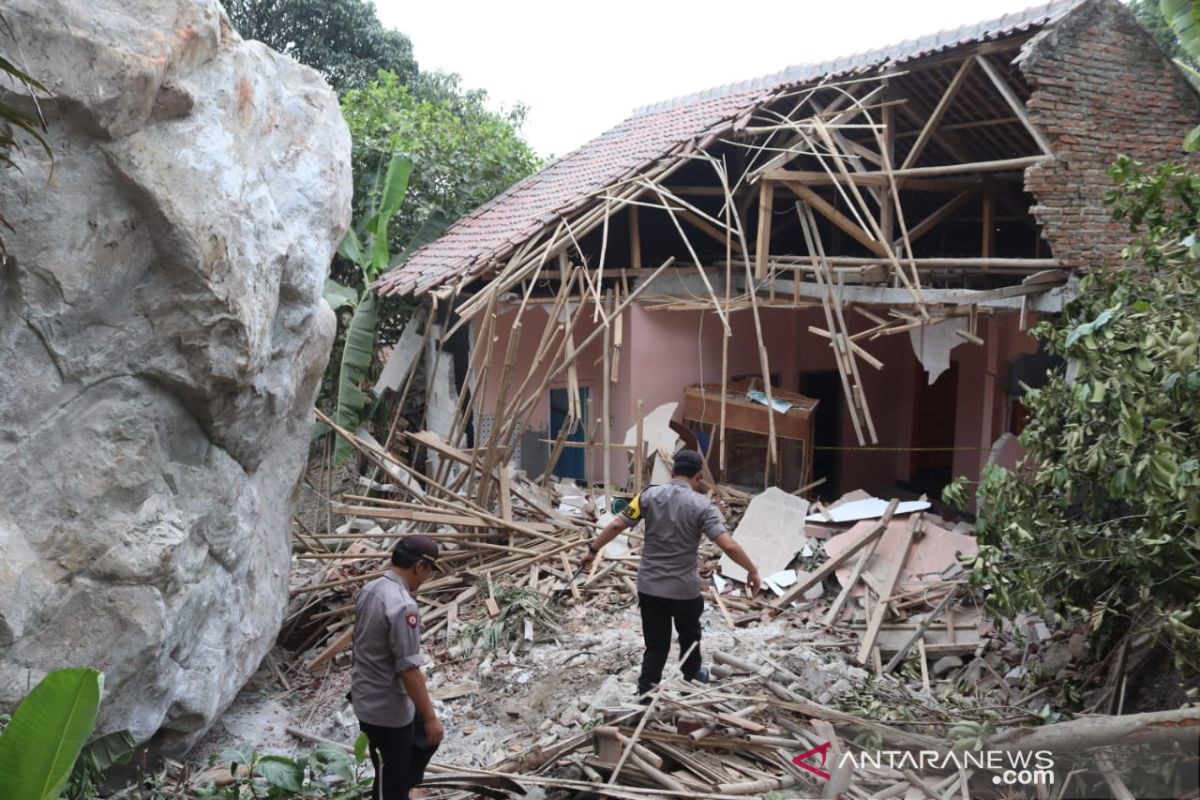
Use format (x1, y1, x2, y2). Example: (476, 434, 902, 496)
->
(375, 0, 1052, 158)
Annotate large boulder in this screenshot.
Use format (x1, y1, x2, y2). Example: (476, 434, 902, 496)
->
(0, 0, 351, 751)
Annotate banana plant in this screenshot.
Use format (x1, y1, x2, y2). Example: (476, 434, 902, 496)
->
(1163, 0, 1200, 148)
(0, 668, 102, 800)
(323, 154, 449, 463)
(323, 153, 411, 462)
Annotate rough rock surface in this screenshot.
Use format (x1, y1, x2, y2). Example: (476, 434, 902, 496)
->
(0, 0, 351, 751)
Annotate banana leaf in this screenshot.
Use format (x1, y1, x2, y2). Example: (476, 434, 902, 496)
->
(78, 729, 136, 771)
(337, 227, 364, 265)
(0, 668, 102, 800)
(334, 292, 378, 463)
(1163, 0, 1200, 149)
(366, 155, 412, 274)
(322, 279, 359, 312)
(375, 154, 413, 234)
(1163, 0, 1200, 54)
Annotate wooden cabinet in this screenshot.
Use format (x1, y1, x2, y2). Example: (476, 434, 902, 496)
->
(682, 379, 818, 490)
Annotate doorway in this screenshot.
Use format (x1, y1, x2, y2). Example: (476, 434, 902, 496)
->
(548, 386, 590, 481)
(798, 371, 841, 500)
(908, 361, 959, 497)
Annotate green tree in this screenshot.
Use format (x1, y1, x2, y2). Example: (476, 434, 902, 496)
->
(337, 70, 542, 349)
(223, 0, 418, 92)
(340, 70, 543, 254)
(956, 156, 1200, 675)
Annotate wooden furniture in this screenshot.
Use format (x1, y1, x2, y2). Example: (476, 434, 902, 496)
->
(682, 379, 819, 491)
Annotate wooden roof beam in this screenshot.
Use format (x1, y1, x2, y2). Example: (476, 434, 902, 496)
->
(781, 180, 887, 257)
(764, 154, 1048, 181)
(762, 170, 987, 191)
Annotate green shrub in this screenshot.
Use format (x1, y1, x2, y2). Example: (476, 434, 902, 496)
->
(193, 738, 371, 800)
(960, 156, 1200, 676)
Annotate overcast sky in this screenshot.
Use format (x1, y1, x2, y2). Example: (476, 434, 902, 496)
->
(374, 0, 1055, 158)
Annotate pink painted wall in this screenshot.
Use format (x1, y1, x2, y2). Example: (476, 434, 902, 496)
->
(473, 300, 635, 486)
(625, 305, 917, 494)
(950, 314, 1042, 482)
(472, 299, 1039, 493)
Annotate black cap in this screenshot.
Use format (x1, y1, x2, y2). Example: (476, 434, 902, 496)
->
(673, 449, 704, 476)
(393, 535, 444, 571)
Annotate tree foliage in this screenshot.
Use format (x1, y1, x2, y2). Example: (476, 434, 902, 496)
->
(340, 70, 543, 255)
(953, 156, 1200, 675)
(223, 0, 418, 93)
(336, 70, 543, 352)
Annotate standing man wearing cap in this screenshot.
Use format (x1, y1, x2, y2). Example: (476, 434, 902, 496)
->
(582, 450, 762, 700)
(351, 535, 445, 800)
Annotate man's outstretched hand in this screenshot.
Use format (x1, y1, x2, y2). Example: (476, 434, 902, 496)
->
(746, 570, 762, 598)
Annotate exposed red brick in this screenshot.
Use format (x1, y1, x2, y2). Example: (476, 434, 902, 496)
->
(1019, 0, 1200, 269)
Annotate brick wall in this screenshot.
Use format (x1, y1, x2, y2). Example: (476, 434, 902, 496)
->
(1018, 0, 1200, 270)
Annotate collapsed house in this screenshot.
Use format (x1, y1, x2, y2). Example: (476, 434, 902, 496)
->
(266, 6, 1200, 794)
(373, 0, 1198, 501)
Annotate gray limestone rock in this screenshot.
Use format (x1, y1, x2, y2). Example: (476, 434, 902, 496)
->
(0, 0, 350, 752)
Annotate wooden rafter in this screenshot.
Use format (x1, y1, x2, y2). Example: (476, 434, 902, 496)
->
(675, 206, 745, 255)
(753, 84, 887, 176)
(783, 181, 887, 257)
(893, 116, 1020, 137)
(975, 54, 1054, 155)
(894, 186, 980, 249)
(901, 56, 977, 170)
(892, 89, 974, 164)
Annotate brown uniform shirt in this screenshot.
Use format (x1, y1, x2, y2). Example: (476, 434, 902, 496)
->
(621, 479, 728, 600)
(351, 571, 425, 727)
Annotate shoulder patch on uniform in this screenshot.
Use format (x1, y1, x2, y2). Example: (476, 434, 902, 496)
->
(405, 612, 419, 629)
(624, 493, 642, 521)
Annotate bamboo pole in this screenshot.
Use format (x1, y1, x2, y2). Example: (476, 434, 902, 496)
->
(603, 289, 613, 499)
(634, 398, 645, 494)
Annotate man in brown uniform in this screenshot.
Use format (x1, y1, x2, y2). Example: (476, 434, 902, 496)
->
(583, 450, 761, 698)
(352, 535, 446, 800)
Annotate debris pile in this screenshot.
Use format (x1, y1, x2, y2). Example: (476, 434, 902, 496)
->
(237, 414, 1200, 800)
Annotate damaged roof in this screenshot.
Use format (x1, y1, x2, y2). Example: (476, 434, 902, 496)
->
(376, 0, 1085, 298)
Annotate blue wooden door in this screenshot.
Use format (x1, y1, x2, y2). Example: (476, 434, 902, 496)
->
(548, 386, 589, 481)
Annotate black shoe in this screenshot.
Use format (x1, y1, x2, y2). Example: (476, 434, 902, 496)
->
(685, 666, 710, 684)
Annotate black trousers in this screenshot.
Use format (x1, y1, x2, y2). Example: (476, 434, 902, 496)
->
(637, 592, 704, 695)
(359, 714, 439, 800)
